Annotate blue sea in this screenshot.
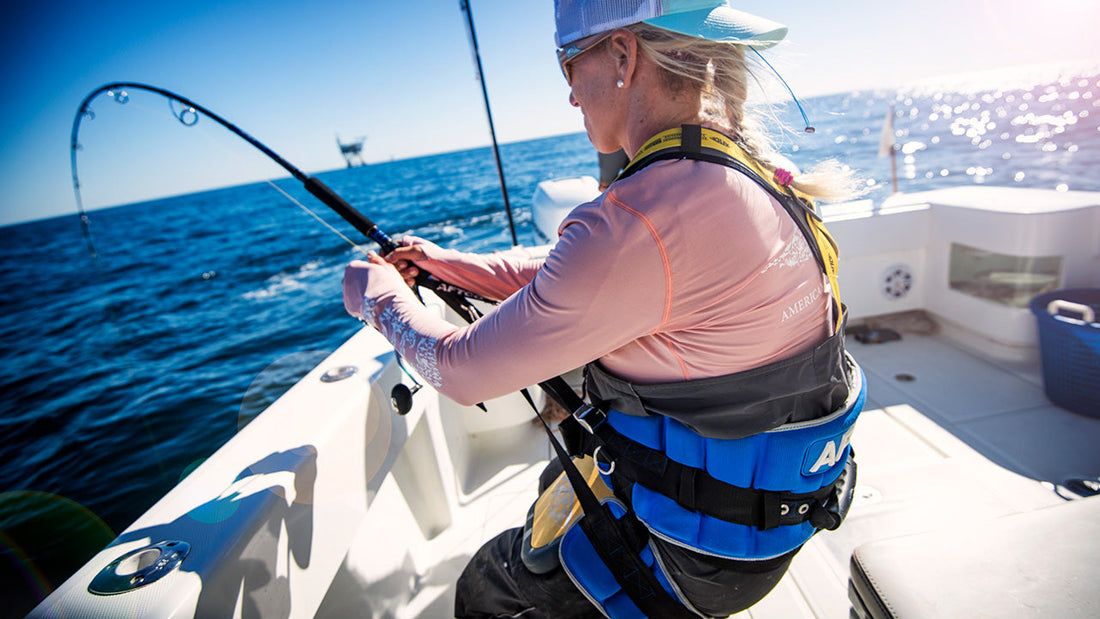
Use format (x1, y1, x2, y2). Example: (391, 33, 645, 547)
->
(1, 64, 1098, 614)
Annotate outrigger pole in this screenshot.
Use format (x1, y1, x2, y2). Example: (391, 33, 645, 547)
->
(459, 0, 519, 246)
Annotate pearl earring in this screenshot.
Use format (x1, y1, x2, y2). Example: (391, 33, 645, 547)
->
(616, 80, 624, 88)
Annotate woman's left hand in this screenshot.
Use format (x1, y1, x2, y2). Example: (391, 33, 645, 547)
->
(342, 252, 402, 319)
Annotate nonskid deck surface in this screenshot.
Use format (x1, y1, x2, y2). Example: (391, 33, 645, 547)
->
(324, 326, 1098, 618)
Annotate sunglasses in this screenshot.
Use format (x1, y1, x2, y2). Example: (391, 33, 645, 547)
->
(557, 32, 613, 85)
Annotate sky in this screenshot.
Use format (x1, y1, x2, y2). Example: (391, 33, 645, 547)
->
(1, 0, 1098, 226)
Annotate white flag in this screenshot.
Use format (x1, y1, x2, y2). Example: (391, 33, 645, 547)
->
(878, 105, 896, 158)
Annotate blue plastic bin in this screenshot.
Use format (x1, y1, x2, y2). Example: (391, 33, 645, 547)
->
(1029, 288, 1100, 418)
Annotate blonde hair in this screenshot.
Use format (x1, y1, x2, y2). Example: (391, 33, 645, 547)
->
(626, 24, 863, 203)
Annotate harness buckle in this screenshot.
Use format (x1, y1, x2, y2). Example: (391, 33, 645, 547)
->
(573, 405, 603, 435)
(575, 415, 593, 435)
(558, 405, 605, 457)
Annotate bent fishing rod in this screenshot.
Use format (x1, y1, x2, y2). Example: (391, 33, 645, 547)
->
(71, 82, 492, 323)
(70, 82, 583, 412)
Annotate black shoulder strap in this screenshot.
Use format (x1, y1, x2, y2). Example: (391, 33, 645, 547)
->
(519, 377, 691, 615)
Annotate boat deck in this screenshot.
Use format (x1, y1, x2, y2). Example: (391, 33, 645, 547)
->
(317, 317, 1100, 618)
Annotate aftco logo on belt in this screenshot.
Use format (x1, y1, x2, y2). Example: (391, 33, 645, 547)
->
(802, 427, 856, 475)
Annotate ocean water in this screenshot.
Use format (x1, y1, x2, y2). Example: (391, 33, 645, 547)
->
(1, 64, 1098, 613)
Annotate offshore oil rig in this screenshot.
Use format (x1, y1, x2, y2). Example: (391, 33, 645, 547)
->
(336, 135, 367, 167)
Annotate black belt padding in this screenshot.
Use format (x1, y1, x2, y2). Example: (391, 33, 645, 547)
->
(564, 408, 842, 531)
(533, 405, 698, 618)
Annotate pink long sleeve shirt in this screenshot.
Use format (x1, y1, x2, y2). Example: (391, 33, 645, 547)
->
(352, 158, 832, 407)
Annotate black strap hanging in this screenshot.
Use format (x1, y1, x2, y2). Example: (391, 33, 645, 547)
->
(530, 405, 699, 618)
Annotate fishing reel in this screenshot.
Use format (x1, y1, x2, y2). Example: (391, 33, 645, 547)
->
(388, 352, 487, 415)
(390, 352, 422, 416)
(390, 382, 421, 416)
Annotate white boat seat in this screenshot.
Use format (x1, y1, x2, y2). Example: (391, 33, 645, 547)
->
(848, 495, 1100, 618)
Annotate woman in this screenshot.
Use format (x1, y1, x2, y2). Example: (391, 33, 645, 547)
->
(343, 1, 864, 617)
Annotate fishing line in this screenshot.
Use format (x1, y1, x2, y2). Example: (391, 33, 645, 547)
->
(261, 180, 370, 256)
(68, 92, 177, 480)
(148, 94, 371, 255)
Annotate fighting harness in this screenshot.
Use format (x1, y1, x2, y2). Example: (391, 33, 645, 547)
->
(524, 126, 864, 618)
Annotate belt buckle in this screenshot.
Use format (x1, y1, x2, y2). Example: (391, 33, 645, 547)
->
(573, 405, 598, 434)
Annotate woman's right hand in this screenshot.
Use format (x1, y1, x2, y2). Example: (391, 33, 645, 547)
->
(384, 236, 437, 289)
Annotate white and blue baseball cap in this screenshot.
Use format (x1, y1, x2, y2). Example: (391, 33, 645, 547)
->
(554, 0, 787, 49)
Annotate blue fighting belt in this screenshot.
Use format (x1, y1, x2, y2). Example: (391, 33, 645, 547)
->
(557, 363, 865, 616)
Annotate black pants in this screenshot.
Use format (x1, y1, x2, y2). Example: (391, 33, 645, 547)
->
(454, 461, 797, 618)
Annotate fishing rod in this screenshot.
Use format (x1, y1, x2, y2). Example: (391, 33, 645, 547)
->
(70, 82, 490, 322)
(459, 0, 518, 247)
(70, 82, 583, 414)
(72, 83, 399, 253)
